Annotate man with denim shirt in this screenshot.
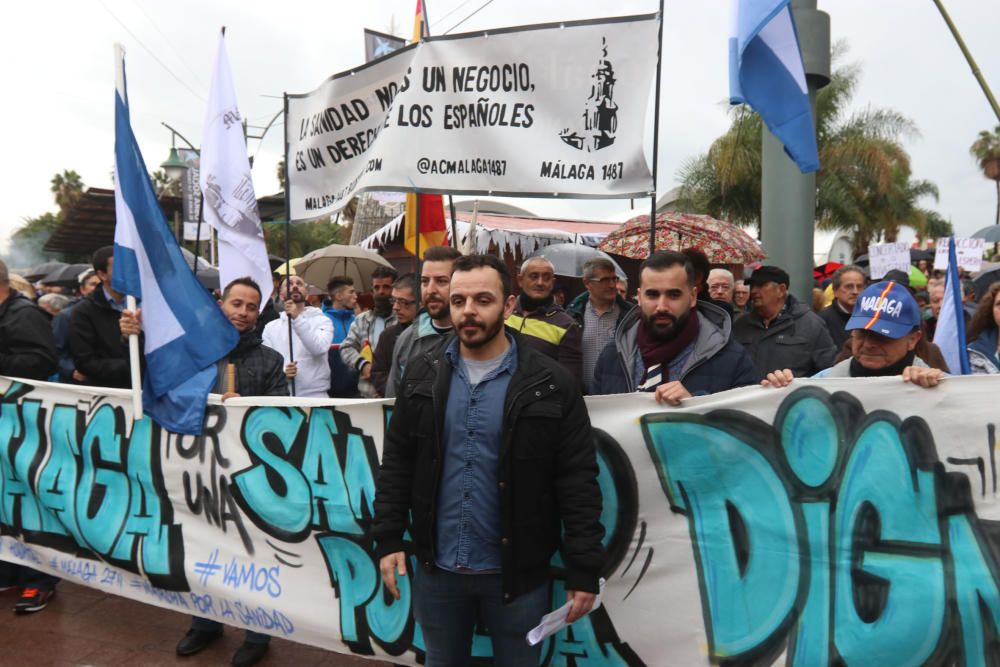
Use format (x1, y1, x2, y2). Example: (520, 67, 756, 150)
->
(374, 254, 604, 667)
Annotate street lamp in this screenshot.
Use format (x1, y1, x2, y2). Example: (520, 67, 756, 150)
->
(160, 146, 188, 182)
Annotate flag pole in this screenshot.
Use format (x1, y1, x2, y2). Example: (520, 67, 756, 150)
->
(648, 0, 665, 258)
(126, 295, 143, 420)
(415, 190, 422, 272)
(282, 92, 296, 396)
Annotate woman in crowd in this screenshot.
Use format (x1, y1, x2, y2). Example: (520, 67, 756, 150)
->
(968, 282, 1000, 374)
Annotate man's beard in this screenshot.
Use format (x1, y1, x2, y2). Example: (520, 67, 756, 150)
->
(455, 315, 504, 349)
(643, 309, 689, 342)
(425, 298, 450, 321)
(373, 295, 392, 317)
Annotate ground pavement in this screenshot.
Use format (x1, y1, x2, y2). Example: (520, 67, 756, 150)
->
(0, 583, 392, 667)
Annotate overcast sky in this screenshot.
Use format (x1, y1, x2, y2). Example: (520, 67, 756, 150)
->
(2, 0, 998, 258)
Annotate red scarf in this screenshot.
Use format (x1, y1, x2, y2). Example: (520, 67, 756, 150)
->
(637, 310, 701, 378)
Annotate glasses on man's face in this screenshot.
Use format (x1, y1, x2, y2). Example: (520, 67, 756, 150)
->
(388, 297, 417, 307)
(587, 276, 617, 286)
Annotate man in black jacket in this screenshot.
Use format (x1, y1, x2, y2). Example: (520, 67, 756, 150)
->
(0, 259, 61, 613)
(171, 277, 284, 667)
(374, 254, 604, 667)
(69, 246, 134, 388)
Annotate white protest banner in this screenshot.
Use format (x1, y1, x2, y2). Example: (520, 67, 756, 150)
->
(934, 237, 986, 272)
(867, 241, 911, 278)
(4, 374, 1000, 665)
(285, 15, 658, 221)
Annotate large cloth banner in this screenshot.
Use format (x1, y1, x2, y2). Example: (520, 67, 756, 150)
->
(3, 374, 1000, 665)
(285, 15, 658, 221)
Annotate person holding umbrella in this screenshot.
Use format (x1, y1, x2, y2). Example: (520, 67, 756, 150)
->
(261, 275, 333, 397)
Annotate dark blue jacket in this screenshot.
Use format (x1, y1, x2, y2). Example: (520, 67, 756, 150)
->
(592, 300, 759, 396)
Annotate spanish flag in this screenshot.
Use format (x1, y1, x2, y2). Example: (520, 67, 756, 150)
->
(403, 0, 448, 259)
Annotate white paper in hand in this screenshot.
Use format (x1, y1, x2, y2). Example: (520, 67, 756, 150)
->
(526, 578, 605, 646)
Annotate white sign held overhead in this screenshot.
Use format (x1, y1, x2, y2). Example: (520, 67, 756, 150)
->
(285, 15, 659, 221)
(934, 237, 985, 272)
(867, 241, 910, 279)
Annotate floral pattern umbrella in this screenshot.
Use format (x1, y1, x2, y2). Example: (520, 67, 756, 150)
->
(597, 212, 767, 263)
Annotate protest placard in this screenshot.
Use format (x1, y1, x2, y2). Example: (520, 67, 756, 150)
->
(867, 241, 911, 278)
(934, 237, 986, 272)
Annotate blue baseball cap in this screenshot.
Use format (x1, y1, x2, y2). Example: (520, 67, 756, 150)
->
(845, 281, 921, 339)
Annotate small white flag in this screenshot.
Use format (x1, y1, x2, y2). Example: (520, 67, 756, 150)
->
(200, 29, 273, 308)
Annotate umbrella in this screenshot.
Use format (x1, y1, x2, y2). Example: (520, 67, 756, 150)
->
(910, 248, 935, 263)
(813, 262, 843, 281)
(196, 268, 220, 291)
(908, 265, 928, 289)
(41, 263, 91, 285)
(268, 255, 287, 272)
(527, 243, 625, 280)
(971, 225, 1000, 243)
(597, 212, 766, 263)
(179, 247, 213, 271)
(973, 262, 1000, 299)
(853, 254, 869, 267)
(25, 261, 67, 282)
(292, 245, 393, 292)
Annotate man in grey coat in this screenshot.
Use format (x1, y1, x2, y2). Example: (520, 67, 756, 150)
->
(733, 265, 837, 378)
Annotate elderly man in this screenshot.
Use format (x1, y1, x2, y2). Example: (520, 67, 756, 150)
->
(340, 265, 398, 397)
(567, 258, 634, 393)
(763, 280, 944, 387)
(507, 256, 583, 383)
(707, 268, 735, 305)
(374, 254, 603, 667)
(0, 259, 60, 614)
(262, 275, 334, 397)
(818, 265, 866, 349)
(733, 265, 837, 378)
(370, 273, 419, 397)
(733, 282, 750, 312)
(593, 251, 758, 402)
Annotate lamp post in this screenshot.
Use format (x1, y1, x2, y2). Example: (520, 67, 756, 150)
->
(159, 124, 207, 264)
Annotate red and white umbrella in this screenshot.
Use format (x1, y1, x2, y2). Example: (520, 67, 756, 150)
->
(598, 212, 766, 263)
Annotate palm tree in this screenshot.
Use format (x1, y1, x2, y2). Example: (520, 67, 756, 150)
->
(970, 125, 1000, 225)
(677, 48, 945, 256)
(50, 169, 84, 218)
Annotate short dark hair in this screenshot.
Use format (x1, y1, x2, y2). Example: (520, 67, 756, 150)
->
(831, 265, 866, 290)
(681, 248, 710, 284)
(423, 246, 462, 263)
(393, 272, 418, 295)
(451, 254, 512, 297)
(92, 245, 114, 273)
(582, 257, 616, 280)
(371, 265, 399, 281)
(326, 275, 354, 293)
(640, 250, 695, 287)
(222, 277, 262, 302)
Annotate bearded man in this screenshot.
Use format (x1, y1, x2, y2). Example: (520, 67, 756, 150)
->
(593, 250, 759, 403)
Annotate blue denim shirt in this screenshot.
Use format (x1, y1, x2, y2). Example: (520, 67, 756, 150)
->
(435, 334, 518, 573)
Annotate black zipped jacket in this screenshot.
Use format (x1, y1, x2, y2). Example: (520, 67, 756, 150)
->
(0, 291, 58, 381)
(373, 332, 604, 602)
(70, 288, 133, 388)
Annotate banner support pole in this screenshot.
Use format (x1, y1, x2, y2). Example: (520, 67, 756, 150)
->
(648, 0, 665, 258)
(282, 92, 296, 396)
(415, 190, 422, 273)
(126, 295, 143, 420)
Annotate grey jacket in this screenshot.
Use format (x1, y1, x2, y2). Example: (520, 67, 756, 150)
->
(340, 309, 397, 397)
(384, 312, 450, 398)
(733, 294, 838, 378)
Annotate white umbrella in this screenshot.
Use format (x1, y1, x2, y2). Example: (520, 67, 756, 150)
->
(292, 244, 393, 292)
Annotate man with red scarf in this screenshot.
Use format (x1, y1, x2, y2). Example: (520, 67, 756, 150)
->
(592, 251, 758, 402)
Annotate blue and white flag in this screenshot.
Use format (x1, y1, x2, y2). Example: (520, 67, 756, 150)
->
(200, 30, 272, 308)
(935, 236, 971, 375)
(729, 0, 820, 173)
(112, 45, 239, 434)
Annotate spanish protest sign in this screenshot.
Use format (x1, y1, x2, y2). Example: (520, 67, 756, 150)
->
(3, 375, 1000, 665)
(285, 15, 659, 221)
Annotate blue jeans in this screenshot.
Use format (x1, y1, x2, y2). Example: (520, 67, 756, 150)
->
(412, 566, 549, 667)
(190, 617, 270, 645)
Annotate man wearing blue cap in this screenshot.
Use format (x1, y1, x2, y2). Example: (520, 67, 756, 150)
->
(762, 280, 945, 386)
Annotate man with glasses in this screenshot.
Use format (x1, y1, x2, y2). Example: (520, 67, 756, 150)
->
(371, 273, 419, 397)
(762, 280, 944, 387)
(340, 265, 398, 397)
(507, 256, 583, 383)
(567, 257, 634, 393)
(818, 265, 866, 349)
(733, 265, 837, 378)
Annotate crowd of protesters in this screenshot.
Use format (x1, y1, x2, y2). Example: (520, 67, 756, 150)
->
(1, 240, 999, 667)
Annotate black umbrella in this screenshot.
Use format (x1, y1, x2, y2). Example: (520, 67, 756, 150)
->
(910, 248, 934, 263)
(268, 255, 286, 272)
(973, 267, 1000, 300)
(971, 225, 1000, 244)
(853, 254, 869, 267)
(25, 261, 67, 282)
(41, 263, 91, 285)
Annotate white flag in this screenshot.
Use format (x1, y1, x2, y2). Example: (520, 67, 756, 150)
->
(200, 29, 272, 309)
